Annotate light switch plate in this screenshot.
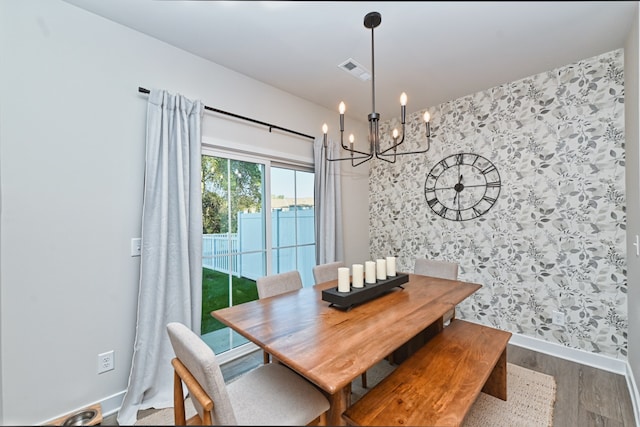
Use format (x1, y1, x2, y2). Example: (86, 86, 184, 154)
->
(131, 238, 141, 257)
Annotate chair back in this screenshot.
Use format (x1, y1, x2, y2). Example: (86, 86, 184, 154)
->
(256, 270, 303, 299)
(166, 322, 237, 425)
(414, 258, 458, 280)
(312, 261, 345, 285)
(414, 258, 459, 325)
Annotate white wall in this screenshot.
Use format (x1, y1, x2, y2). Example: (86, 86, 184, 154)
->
(341, 163, 370, 267)
(0, 1, 368, 424)
(624, 3, 640, 420)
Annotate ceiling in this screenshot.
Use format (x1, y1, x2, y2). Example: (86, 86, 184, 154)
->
(62, 0, 637, 122)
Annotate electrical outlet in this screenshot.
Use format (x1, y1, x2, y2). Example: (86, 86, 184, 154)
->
(552, 310, 565, 326)
(98, 350, 115, 374)
(131, 238, 141, 257)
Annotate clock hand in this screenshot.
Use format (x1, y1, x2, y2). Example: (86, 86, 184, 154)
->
(453, 174, 463, 204)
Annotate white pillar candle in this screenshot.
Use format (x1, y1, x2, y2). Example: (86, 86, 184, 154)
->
(365, 261, 376, 284)
(337, 267, 350, 292)
(386, 256, 397, 277)
(376, 259, 387, 280)
(352, 264, 364, 288)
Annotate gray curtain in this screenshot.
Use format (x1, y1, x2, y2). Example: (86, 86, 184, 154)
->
(314, 136, 344, 264)
(118, 89, 203, 425)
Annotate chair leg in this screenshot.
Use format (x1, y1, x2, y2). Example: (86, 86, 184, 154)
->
(361, 372, 367, 388)
(263, 350, 270, 364)
(318, 411, 327, 426)
(173, 370, 186, 426)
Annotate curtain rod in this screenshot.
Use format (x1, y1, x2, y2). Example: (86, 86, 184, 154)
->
(138, 87, 315, 141)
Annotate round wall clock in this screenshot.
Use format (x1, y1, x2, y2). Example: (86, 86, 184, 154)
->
(424, 153, 501, 221)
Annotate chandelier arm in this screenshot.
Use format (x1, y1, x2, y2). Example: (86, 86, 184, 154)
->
(352, 153, 375, 167)
(324, 146, 373, 162)
(374, 150, 397, 163)
(377, 139, 431, 157)
(379, 134, 406, 154)
(324, 133, 372, 159)
(342, 147, 373, 156)
(326, 153, 372, 162)
(339, 131, 372, 156)
(338, 142, 373, 157)
(379, 120, 432, 155)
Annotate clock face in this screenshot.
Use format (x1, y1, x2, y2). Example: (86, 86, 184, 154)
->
(424, 153, 501, 221)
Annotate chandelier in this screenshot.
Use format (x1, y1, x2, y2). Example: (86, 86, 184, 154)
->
(322, 11, 432, 167)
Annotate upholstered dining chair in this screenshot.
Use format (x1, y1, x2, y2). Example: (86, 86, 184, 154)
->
(312, 261, 345, 285)
(256, 270, 303, 299)
(166, 322, 329, 426)
(255, 270, 303, 364)
(312, 261, 369, 389)
(414, 258, 459, 325)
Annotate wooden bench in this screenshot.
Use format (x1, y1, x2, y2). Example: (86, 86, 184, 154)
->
(342, 319, 512, 427)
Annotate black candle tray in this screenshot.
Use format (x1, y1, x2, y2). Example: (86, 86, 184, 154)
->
(321, 272, 409, 310)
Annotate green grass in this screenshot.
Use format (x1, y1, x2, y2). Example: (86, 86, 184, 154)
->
(201, 267, 259, 334)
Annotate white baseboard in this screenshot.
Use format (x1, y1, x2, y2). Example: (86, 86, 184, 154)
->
(40, 390, 126, 425)
(509, 332, 627, 374)
(510, 332, 640, 425)
(99, 390, 127, 418)
(626, 362, 640, 427)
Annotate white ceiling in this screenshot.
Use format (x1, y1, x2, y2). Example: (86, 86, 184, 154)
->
(62, 0, 637, 122)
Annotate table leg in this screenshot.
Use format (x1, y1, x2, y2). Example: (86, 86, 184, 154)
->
(327, 383, 351, 426)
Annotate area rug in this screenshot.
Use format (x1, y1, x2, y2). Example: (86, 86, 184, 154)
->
(135, 361, 556, 426)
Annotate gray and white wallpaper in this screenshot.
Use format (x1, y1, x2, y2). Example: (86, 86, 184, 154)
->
(369, 49, 627, 359)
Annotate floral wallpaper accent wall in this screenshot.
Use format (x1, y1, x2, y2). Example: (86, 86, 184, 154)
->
(369, 49, 627, 359)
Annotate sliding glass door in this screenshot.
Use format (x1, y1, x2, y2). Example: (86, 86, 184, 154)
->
(200, 153, 266, 355)
(199, 149, 315, 357)
(270, 167, 316, 286)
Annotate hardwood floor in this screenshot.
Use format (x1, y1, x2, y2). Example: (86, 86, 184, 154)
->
(507, 345, 635, 427)
(101, 345, 636, 426)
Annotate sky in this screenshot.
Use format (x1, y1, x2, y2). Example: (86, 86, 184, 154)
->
(271, 167, 315, 199)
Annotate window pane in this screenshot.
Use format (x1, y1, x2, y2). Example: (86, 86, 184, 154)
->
(203, 156, 229, 235)
(297, 244, 316, 286)
(271, 167, 316, 282)
(272, 247, 296, 275)
(201, 155, 264, 354)
(296, 170, 315, 245)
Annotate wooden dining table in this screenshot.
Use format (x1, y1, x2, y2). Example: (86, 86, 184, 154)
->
(212, 273, 482, 426)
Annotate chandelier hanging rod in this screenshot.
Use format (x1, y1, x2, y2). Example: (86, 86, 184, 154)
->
(322, 11, 432, 167)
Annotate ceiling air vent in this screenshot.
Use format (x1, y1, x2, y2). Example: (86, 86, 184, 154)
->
(338, 58, 371, 81)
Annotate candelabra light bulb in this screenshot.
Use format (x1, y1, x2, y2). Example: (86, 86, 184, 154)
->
(339, 102, 346, 115)
(349, 134, 355, 144)
(400, 92, 407, 106)
(392, 128, 399, 139)
(423, 111, 431, 123)
(322, 123, 328, 134)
